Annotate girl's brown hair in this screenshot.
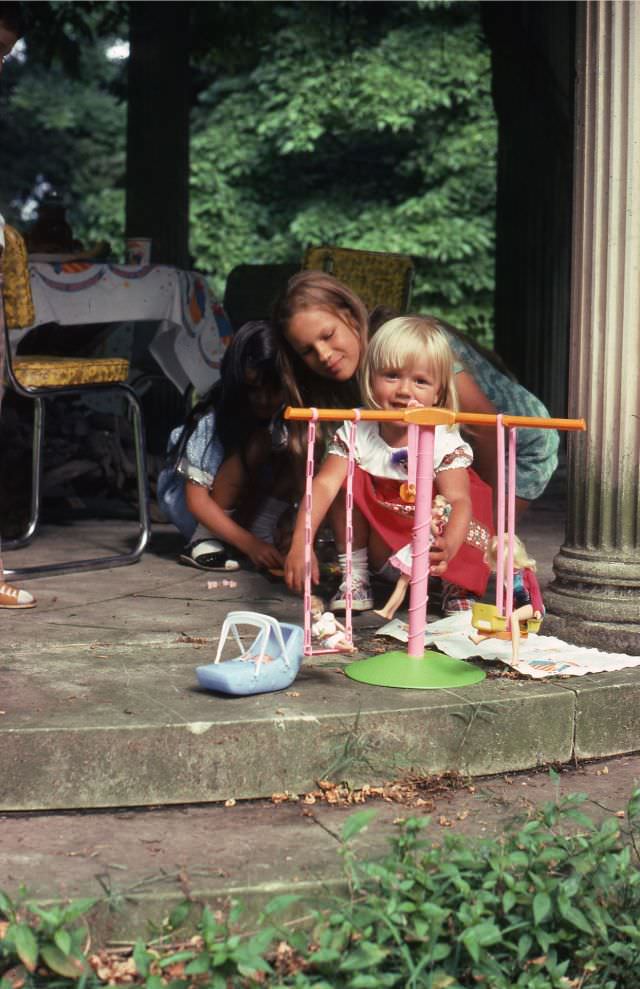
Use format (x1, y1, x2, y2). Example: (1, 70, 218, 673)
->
(273, 271, 369, 468)
(273, 269, 369, 411)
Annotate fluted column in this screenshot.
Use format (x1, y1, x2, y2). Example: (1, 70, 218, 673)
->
(545, 0, 640, 652)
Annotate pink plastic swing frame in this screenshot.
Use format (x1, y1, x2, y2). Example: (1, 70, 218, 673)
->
(289, 406, 586, 662)
(495, 419, 519, 628)
(303, 408, 360, 657)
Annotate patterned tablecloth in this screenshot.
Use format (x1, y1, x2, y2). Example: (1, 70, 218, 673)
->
(23, 261, 232, 394)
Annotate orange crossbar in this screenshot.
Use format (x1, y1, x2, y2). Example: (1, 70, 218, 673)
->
(284, 407, 586, 432)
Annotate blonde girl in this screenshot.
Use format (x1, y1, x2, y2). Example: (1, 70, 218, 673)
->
(284, 316, 493, 614)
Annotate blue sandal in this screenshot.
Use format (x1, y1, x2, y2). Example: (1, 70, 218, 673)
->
(196, 611, 304, 696)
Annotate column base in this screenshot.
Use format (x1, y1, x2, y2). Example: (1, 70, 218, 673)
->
(545, 545, 640, 654)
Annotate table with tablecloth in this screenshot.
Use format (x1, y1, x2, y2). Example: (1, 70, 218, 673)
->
(19, 261, 232, 395)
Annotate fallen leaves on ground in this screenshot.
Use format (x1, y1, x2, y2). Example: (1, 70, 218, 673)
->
(87, 934, 309, 986)
(90, 950, 138, 985)
(270, 771, 471, 810)
(175, 633, 211, 645)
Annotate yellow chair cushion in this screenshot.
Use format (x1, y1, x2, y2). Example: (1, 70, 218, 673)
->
(13, 356, 130, 389)
(302, 244, 414, 313)
(2, 225, 36, 329)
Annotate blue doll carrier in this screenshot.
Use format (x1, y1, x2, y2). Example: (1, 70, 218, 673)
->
(196, 611, 305, 696)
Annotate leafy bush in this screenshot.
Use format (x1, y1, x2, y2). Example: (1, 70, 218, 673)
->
(190, 2, 497, 336)
(3, 783, 640, 987)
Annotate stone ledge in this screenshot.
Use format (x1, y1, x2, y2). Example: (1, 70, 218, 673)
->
(1, 642, 575, 810)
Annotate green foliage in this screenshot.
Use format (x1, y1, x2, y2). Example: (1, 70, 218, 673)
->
(190, 1, 496, 334)
(0, 891, 95, 981)
(0, 29, 126, 252)
(2, 1, 496, 337)
(4, 787, 640, 986)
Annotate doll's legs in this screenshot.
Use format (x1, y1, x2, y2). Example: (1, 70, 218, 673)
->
(510, 604, 534, 661)
(375, 573, 410, 621)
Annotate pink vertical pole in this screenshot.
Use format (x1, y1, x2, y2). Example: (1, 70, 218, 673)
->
(343, 409, 360, 647)
(407, 424, 435, 658)
(408, 422, 418, 489)
(505, 427, 517, 624)
(302, 409, 318, 657)
(495, 414, 505, 614)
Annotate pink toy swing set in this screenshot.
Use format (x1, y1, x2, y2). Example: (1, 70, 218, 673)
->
(286, 405, 586, 690)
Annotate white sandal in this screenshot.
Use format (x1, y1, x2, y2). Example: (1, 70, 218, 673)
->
(0, 582, 36, 609)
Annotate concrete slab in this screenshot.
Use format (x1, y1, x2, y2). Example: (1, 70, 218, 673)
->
(2, 486, 640, 814)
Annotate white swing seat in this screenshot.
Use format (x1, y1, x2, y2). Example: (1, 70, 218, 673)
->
(196, 611, 305, 696)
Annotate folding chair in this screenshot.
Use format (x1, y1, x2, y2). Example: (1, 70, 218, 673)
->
(0, 224, 150, 578)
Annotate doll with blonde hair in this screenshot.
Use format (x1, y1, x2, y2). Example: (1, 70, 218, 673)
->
(484, 534, 545, 660)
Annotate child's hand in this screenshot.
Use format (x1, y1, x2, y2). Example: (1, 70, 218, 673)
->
(285, 544, 319, 595)
(429, 535, 456, 576)
(246, 537, 284, 571)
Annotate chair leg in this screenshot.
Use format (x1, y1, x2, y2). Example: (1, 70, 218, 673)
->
(124, 382, 152, 562)
(3, 396, 44, 550)
(3, 384, 151, 579)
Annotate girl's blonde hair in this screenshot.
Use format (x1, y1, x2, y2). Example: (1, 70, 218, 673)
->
(359, 316, 458, 412)
(486, 534, 537, 572)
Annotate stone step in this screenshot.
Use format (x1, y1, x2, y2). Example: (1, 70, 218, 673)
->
(3, 625, 640, 811)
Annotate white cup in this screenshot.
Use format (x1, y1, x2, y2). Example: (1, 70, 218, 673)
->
(126, 237, 152, 265)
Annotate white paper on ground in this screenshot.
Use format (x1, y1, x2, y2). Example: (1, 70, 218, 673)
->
(375, 612, 640, 678)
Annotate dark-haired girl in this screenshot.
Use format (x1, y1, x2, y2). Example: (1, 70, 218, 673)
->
(157, 321, 289, 571)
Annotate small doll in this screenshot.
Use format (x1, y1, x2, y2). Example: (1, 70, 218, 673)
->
(374, 496, 453, 621)
(484, 533, 545, 661)
(310, 596, 355, 652)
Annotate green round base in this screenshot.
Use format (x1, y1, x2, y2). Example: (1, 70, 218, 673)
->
(344, 649, 486, 689)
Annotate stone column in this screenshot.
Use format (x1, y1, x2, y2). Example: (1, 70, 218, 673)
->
(545, 0, 640, 653)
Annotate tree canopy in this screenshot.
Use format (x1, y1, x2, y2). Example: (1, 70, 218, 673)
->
(1, 0, 496, 339)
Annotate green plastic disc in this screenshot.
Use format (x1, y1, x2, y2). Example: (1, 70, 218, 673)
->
(344, 650, 486, 689)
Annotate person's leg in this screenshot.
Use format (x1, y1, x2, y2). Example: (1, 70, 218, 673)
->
(327, 490, 370, 552)
(0, 287, 36, 608)
(213, 443, 292, 545)
(326, 500, 375, 612)
(179, 457, 246, 571)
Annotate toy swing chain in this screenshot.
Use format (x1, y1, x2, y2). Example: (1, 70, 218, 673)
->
(494, 416, 517, 625)
(303, 409, 318, 657)
(505, 427, 517, 626)
(495, 414, 505, 614)
(343, 409, 361, 647)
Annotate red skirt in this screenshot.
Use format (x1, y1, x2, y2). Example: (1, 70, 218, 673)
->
(352, 467, 493, 595)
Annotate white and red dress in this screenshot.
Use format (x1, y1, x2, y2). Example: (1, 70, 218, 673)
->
(328, 420, 493, 596)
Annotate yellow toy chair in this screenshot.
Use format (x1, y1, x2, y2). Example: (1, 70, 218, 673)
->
(471, 602, 542, 638)
(1, 224, 150, 578)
